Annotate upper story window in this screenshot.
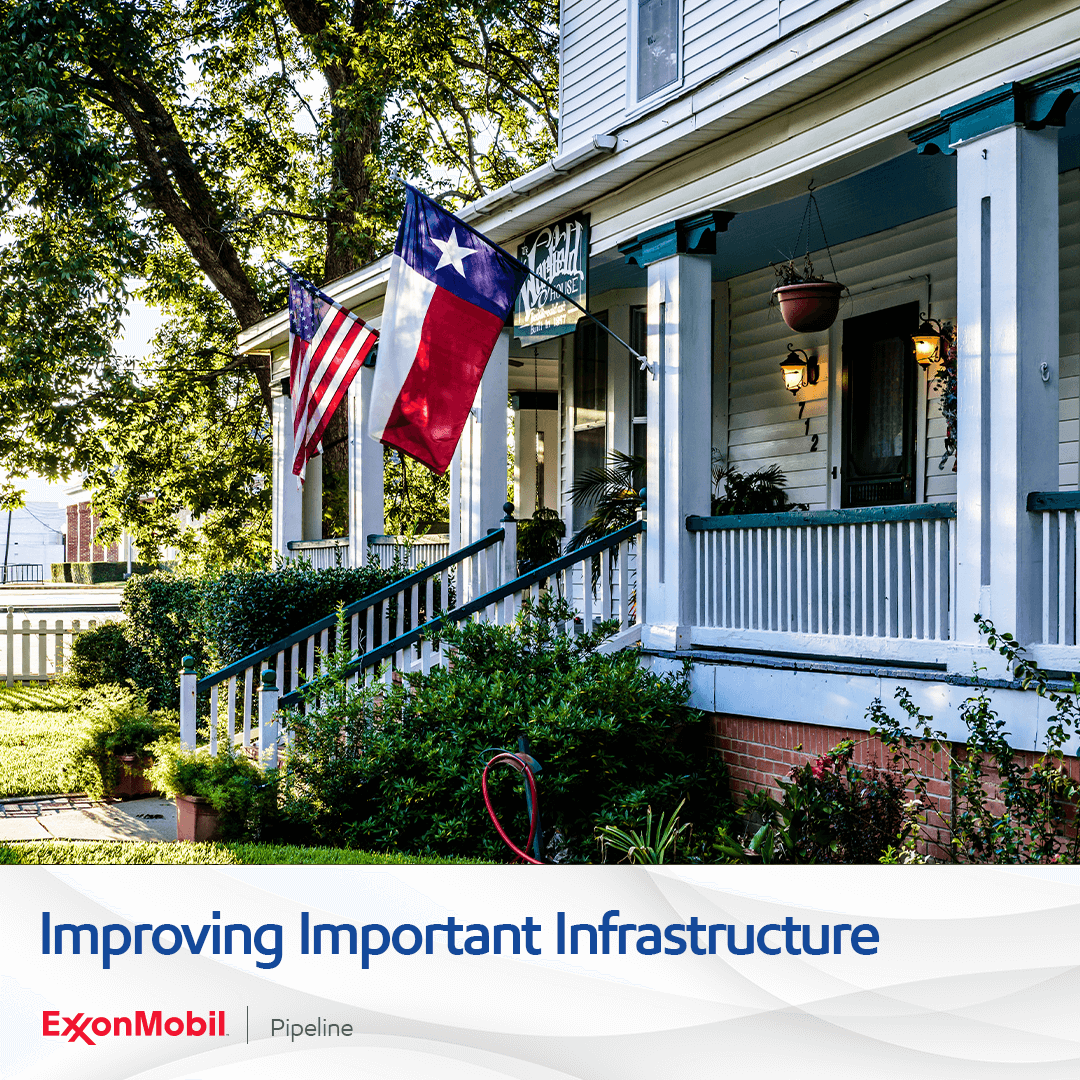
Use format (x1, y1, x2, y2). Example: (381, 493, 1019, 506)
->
(632, 0, 680, 105)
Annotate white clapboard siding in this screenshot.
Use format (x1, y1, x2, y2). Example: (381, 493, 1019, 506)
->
(779, 0, 849, 36)
(724, 172, 1080, 506)
(726, 208, 958, 509)
(560, 0, 626, 150)
(1060, 170, 1080, 491)
(684, 0, 778, 89)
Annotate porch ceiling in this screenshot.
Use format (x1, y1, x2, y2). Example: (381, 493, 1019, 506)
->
(588, 110, 1080, 297)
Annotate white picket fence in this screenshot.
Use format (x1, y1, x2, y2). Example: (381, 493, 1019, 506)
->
(2, 609, 122, 686)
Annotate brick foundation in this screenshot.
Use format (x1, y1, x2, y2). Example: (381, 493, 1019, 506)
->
(708, 712, 1080, 859)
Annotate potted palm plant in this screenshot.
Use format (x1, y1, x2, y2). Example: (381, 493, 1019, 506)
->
(59, 687, 174, 800)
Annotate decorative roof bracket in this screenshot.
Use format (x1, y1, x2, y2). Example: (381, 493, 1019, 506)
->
(909, 63, 1080, 155)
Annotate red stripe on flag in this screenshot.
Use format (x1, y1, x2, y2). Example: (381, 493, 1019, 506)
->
(304, 321, 375, 451)
(380, 287, 505, 474)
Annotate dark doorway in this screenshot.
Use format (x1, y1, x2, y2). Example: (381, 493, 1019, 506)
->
(841, 302, 919, 507)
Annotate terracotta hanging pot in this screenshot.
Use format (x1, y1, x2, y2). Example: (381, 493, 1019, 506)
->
(773, 280, 845, 333)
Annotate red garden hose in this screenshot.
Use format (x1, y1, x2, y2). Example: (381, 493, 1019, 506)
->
(481, 751, 543, 864)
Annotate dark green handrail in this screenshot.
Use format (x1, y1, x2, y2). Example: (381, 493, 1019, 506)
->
(196, 527, 505, 692)
(686, 502, 957, 532)
(1027, 492, 1080, 512)
(278, 519, 644, 707)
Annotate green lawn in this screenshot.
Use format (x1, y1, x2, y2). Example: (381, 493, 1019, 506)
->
(0, 684, 84, 797)
(0, 840, 485, 865)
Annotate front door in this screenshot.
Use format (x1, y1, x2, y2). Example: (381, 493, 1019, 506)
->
(841, 302, 918, 507)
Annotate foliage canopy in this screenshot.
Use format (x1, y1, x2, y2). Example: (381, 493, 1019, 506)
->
(0, 0, 557, 556)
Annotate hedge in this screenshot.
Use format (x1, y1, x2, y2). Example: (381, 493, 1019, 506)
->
(51, 562, 159, 584)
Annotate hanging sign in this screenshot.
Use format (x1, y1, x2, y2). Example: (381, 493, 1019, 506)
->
(514, 215, 589, 344)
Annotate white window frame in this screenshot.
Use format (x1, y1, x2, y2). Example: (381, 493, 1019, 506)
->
(625, 0, 684, 115)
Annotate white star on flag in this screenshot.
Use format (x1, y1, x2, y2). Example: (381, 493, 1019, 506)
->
(432, 228, 476, 276)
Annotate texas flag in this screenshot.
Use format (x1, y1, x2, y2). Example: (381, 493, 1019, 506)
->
(369, 186, 529, 474)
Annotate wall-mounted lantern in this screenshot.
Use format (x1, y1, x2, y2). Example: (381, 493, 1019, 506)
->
(912, 315, 943, 368)
(779, 345, 819, 396)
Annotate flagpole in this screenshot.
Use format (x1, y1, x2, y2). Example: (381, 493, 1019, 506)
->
(514, 262, 655, 376)
(273, 229, 653, 375)
(399, 187, 654, 376)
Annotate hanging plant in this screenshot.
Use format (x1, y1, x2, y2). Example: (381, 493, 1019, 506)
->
(771, 182, 846, 334)
(931, 321, 957, 470)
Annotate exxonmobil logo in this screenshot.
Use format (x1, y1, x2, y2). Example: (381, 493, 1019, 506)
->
(42, 1010, 226, 1045)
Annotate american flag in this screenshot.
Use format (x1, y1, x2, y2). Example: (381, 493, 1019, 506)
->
(288, 272, 377, 481)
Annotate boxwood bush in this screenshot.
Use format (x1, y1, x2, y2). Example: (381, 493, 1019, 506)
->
(279, 595, 732, 862)
(121, 573, 207, 709)
(199, 560, 400, 666)
(66, 622, 139, 688)
(116, 561, 406, 709)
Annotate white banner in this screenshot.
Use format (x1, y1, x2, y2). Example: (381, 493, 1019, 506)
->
(3, 866, 1079, 1078)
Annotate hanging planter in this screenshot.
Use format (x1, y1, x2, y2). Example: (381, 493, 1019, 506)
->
(771, 183, 846, 334)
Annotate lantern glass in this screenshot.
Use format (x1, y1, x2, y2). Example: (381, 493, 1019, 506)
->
(780, 359, 806, 393)
(913, 319, 940, 367)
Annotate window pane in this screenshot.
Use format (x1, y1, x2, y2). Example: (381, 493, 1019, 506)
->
(638, 0, 678, 100)
(850, 336, 906, 476)
(573, 426, 607, 531)
(574, 314, 608, 427)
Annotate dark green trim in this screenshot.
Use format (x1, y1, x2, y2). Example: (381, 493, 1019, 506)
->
(1027, 491, 1080, 512)
(198, 528, 504, 691)
(686, 502, 957, 531)
(909, 63, 1080, 155)
(277, 520, 644, 706)
(618, 210, 735, 267)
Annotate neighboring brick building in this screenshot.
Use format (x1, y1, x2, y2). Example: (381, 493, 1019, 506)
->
(65, 500, 120, 563)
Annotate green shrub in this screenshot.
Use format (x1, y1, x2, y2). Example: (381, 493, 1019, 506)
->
(198, 560, 401, 667)
(55, 562, 158, 584)
(66, 622, 139, 688)
(279, 595, 731, 861)
(59, 686, 177, 799)
(713, 740, 906, 864)
(148, 741, 279, 841)
(121, 572, 207, 709)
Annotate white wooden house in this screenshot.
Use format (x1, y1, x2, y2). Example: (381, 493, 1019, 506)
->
(233, 0, 1080, 796)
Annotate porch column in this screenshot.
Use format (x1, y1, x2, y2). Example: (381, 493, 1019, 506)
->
(348, 366, 384, 567)
(271, 387, 302, 561)
(301, 455, 322, 541)
(644, 254, 713, 648)
(954, 124, 1059, 647)
(619, 210, 732, 649)
(452, 328, 510, 550)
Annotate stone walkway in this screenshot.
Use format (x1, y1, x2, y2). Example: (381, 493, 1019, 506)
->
(0, 794, 177, 842)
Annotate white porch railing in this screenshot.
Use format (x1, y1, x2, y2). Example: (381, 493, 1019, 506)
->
(183, 528, 511, 760)
(3, 609, 122, 685)
(686, 503, 956, 663)
(367, 534, 450, 570)
(1029, 492, 1080, 648)
(285, 537, 349, 569)
(285, 535, 452, 571)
